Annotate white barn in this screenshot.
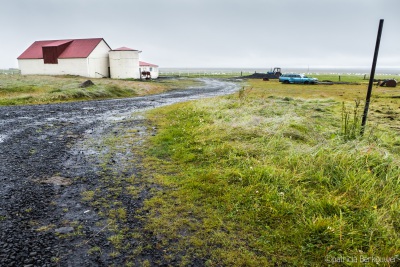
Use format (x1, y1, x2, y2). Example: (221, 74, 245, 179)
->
(17, 38, 111, 78)
(17, 38, 159, 79)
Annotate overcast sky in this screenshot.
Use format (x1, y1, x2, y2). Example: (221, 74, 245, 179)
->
(1, 0, 399, 69)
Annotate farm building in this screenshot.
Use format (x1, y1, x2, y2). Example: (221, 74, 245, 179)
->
(109, 47, 140, 79)
(17, 38, 159, 79)
(140, 61, 159, 79)
(17, 38, 111, 78)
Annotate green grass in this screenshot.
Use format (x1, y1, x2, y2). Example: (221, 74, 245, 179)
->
(139, 81, 400, 266)
(247, 79, 400, 132)
(311, 74, 396, 83)
(0, 74, 202, 106)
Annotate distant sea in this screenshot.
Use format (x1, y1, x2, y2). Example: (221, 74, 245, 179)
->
(160, 67, 400, 75)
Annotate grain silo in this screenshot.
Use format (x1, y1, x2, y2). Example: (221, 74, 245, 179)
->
(109, 47, 140, 79)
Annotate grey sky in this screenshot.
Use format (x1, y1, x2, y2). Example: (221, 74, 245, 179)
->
(1, 0, 399, 69)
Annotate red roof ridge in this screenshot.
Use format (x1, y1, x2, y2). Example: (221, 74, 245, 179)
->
(139, 61, 158, 67)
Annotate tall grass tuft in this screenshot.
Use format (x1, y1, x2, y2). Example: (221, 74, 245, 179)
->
(238, 86, 253, 104)
(341, 99, 362, 141)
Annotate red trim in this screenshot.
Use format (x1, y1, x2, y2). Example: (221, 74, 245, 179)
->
(139, 61, 158, 67)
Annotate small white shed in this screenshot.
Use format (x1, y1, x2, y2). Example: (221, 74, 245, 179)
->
(140, 61, 159, 79)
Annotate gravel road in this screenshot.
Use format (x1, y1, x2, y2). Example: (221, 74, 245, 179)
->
(0, 78, 239, 267)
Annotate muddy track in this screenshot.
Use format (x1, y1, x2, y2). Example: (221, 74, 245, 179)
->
(0, 79, 239, 267)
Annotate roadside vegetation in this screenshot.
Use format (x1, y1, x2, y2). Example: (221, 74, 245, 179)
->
(138, 78, 400, 265)
(0, 74, 201, 105)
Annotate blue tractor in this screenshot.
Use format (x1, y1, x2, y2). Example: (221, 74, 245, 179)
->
(266, 67, 282, 78)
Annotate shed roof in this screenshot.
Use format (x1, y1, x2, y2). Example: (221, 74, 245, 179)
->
(140, 61, 158, 67)
(112, 47, 139, 51)
(18, 38, 110, 59)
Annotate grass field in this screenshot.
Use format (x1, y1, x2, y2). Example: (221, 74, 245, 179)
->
(2, 74, 399, 265)
(160, 72, 397, 82)
(0, 74, 201, 105)
(138, 78, 400, 266)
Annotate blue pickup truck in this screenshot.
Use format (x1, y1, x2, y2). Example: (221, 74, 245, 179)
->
(279, 74, 318, 84)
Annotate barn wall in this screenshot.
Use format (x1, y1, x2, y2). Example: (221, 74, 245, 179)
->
(109, 50, 140, 79)
(18, 58, 89, 77)
(87, 40, 111, 78)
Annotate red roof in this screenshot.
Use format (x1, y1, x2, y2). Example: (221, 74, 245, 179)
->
(112, 47, 138, 51)
(18, 38, 110, 59)
(42, 40, 73, 47)
(140, 61, 158, 67)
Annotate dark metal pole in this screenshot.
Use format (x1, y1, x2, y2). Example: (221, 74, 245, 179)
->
(360, 19, 384, 135)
